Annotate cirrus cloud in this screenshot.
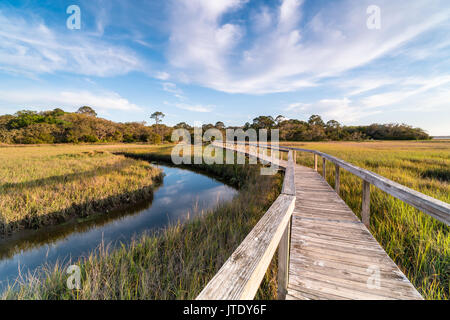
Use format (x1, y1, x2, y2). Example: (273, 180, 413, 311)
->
(0, 10, 143, 77)
(0, 89, 143, 113)
(166, 0, 450, 94)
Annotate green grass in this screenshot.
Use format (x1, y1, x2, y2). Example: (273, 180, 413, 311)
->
(281, 140, 449, 300)
(0, 144, 163, 235)
(2, 146, 282, 300)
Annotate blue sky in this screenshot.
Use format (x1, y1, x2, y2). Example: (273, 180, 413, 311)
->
(0, 0, 449, 135)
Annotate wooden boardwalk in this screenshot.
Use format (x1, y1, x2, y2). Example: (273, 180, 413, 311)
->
(196, 143, 445, 300)
(287, 164, 423, 300)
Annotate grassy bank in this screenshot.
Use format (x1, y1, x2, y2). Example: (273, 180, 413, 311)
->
(281, 140, 449, 300)
(0, 144, 163, 235)
(2, 146, 282, 299)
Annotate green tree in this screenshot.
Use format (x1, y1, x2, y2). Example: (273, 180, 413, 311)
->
(150, 111, 165, 143)
(252, 116, 275, 130)
(326, 120, 342, 140)
(150, 111, 165, 126)
(50, 108, 65, 117)
(7, 110, 45, 129)
(308, 115, 325, 127)
(77, 106, 97, 117)
(275, 115, 286, 126)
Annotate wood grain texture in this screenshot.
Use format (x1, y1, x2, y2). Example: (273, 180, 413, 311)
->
(277, 218, 291, 300)
(362, 180, 371, 228)
(335, 164, 340, 195)
(288, 164, 423, 300)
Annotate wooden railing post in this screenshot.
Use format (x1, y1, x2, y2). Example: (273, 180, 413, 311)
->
(314, 154, 318, 171)
(362, 180, 370, 228)
(322, 158, 326, 178)
(293, 150, 296, 164)
(335, 164, 340, 195)
(277, 217, 291, 300)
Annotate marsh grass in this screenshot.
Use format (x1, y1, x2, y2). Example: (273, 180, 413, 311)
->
(2, 146, 282, 300)
(281, 140, 449, 300)
(0, 144, 163, 235)
(2, 141, 448, 300)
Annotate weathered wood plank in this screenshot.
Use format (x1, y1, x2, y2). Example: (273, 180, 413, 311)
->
(287, 283, 347, 300)
(288, 164, 423, 300)
(277, 218, 291, 299)
(362, 180, 371, 228)
(289, 258, 416, 291)
(289, 255, 407, 280)
(196, 194, 296, 300)
(288, 274, 418, 300)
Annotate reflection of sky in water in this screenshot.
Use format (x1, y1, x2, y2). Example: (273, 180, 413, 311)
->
(0, 164, 237, 289)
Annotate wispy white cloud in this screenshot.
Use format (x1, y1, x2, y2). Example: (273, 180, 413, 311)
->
(175, 103, 213, 113)
(172, 102, 213, 113)
(361, 75, 450, 108)
(286, 98, 377, 122)
(0, 10, 142, 77)
(166, 0, 450, 94)
(0, 89, 143, 113)
(286, 74, 450, 124)
(337, 77, 397, 96)
(167, 0, 245, 89)
(162, 82, 181, 94)
(155, 71, 171, 80)
(162, 82, 186, 100)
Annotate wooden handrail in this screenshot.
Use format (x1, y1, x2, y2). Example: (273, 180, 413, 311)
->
(231, 141, 450, 226)
(196, 144, 295, 300)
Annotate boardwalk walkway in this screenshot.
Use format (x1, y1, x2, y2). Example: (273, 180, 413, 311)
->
(197, 143, 431, 300)
(287, 164, 422, 299)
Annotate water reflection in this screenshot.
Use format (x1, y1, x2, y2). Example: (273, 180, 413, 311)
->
(0, 163, 237, 288)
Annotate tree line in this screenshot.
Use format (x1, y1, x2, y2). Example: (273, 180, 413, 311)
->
(176, 115, 430, 141)
(0, 107, 171, 144)
(0, 107, 430, 145)
(243, 115, 431, 141)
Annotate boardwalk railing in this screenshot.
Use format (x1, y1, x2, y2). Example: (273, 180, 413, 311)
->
(254, 142, 450, 227)
(196, 143, 295, 300)
(220, 141, 449, 226)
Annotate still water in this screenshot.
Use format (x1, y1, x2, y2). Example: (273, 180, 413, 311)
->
(0, 163, 237, 289)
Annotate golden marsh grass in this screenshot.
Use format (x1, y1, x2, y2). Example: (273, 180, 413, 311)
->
(0, 144, 162, 235)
